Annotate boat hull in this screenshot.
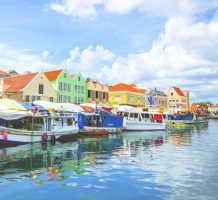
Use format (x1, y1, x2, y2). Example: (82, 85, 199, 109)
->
(79, 126, 122, 136)
(124, 120, 166, 131)
(0, 126, 79, 144)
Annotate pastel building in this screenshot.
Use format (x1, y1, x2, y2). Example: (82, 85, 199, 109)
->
(0, 72, 57, 102)
(166, 86, 190, 111)
(86, 78, 109, 105)
(71, 73, 88, 104)
(109, 83, 145, 107)
(145, 88, 168, 109)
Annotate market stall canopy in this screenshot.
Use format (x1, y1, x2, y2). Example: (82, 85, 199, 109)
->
(0, 99, 33, 111)
(0, 110, 30, 120)
(33, 101, 83, 113)
(101, 103, 114, 111)
(80, 103, 98, 112)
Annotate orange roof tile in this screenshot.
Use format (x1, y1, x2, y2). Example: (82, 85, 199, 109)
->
(3, 72, 38, 93)
(109, 83, 144, 94)
(173, 86, 185, 96)
(44, 69, 63, 81)
(0, 70, 8, 75)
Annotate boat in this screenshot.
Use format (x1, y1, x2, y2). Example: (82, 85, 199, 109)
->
(116, 106, 166, 131)
(0, 100, 81, 144)
(169, 112, 208, 125)
(208, 107, 218, 119)
(78, 108, 124, 136)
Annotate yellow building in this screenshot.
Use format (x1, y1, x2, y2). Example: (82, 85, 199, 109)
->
(109, 83, 145, 107)
(166, 86, 190, 111)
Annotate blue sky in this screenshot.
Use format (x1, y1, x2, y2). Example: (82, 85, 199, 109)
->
(0, 0, 218, 102)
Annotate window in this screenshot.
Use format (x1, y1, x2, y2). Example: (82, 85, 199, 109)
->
(78, 97, 81, 104)
(103, 92, 106, 99)
(96, 91, 99, 99)
(115, 95, 121, 101)
(75, 85, 77, 93)
(81, 97, 84, 103)
(25, 95, 30, 102)
(58, 95, 63, 103)
(64, 83, 67, 91)
(81, 86, 84, 94)
(59, 82, 63, 91)
(128, 95, 134, 102)
(134, 113, 139, 119)
(78, 85, 81, 93)
(50, 97, 54, 102)
(68, 84, 71, 92)
(129, 113, 134, 118)
(63, 95, 66, 103)
(74, 96, 77, 104)
(88, 90, 91, 98)
(39, 84, 44, 94)
(78, 76, 81, 81)
(64, 73, 67, 78)
(68, 96, 71, 102)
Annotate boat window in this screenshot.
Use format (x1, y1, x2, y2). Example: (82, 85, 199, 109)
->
(129, 113, 134, 118)
(134, 113, 139, 119)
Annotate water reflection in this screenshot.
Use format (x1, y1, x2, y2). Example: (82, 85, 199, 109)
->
(0, 122, 217, 200)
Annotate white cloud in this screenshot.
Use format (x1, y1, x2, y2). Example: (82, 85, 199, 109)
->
(0, 43, 55, 73)
(42, 50, 50, 59)
(50, 0, 218, 19)
(63, 16, 218, 102)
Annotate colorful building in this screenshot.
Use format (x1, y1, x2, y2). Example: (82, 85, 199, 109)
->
(145, 88, 168, 109)
(70, 73, 88, 104)
(0, 72, 57, 102)
(0, 70, 10, 78)
(166, 86, 190, 111)
(86, 78, 109, 105)
(45, 68, 73, 103)
(109, 83, 145, 107)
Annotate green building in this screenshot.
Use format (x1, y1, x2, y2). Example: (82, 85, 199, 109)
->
(45, 69, 87, 104)
(70, 72, 88, 104)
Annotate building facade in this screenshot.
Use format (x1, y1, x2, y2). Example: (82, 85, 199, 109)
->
(71, 73, 88, 104)
(45, 68, 73, 103)
(166, 86, 190, 111)
(86, 78, 109, 105)
(0, 72, 57, 102)
(145, 89, 168, 109)
(109, 83, 145, 107)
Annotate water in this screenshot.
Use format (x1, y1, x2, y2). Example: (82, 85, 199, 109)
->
(0, 120, 218, 200)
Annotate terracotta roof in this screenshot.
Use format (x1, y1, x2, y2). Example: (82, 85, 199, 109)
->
(70, 74, 76, 79)
(109, 83, 144, 94)
(173, 86, 185, 96)
(44, 69, 63, 81)
(3, 72, 38, 93)
(0, 70, 8, 75)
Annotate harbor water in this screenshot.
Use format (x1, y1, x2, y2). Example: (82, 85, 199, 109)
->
(0, 120, 218, 200)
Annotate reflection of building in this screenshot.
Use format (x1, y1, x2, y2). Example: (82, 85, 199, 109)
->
(109, 83, 145, 107)
(0, 72, 57, 102)
(145, 88, 168, 109)
(86, 78, 109, 105)
(166, 86, 190, 111)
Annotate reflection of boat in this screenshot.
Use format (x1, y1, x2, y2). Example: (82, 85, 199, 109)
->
(78, 108, 123, 136)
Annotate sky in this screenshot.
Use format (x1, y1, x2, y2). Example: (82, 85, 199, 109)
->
(0, 0, 218, 103)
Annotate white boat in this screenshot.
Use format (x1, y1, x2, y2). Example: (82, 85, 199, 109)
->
(0, 112, 79, 144)
(117, 106, 166, 131)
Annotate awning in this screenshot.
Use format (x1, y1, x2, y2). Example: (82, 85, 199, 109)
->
(0, 99, 33, 111)
(0, 110, 30, 120)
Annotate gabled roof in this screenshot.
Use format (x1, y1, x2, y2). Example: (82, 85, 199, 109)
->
(0, 70, 8, 75)
(3, 72, 38, 93)
(70, 74, 76, 79)
(173, 86, 185, 96)
(44, 69, 63, 81)
(109, 83, 144, 94)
